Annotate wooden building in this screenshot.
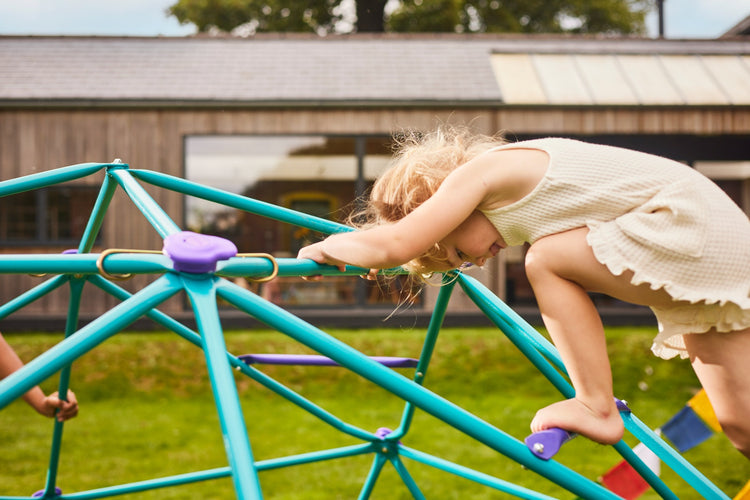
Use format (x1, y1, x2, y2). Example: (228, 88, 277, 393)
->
(0, 33, 748, 329)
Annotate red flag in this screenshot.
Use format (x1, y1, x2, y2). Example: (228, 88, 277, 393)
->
(601, 460, 650, 500)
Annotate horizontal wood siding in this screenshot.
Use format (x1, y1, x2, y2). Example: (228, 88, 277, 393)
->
(1, 105, 749, 319)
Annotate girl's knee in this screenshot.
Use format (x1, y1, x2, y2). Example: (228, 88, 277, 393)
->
(524, 238, 558, 284)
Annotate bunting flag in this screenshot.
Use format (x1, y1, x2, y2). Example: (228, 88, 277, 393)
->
(600, 459, 650, 500)
(632, 441, 661, 477)
(599, 439, 661, 499)
(595, 388, 725, 500)
(687, 389, 722, 433)
(660, 405, 714, 452)
(734, 480, 750, 500)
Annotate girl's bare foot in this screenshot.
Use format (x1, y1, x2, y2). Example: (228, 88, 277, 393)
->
(530, 398, 624, 445)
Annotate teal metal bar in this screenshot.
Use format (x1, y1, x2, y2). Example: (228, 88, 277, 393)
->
(622, 412, 730, 500)
(0, 274, 68, 320)
(0, 162, 110, 197)
(255, 443, 376, 471)
(458, 274, 573, 396)
(0, 275, 180, 410)
(399, 446, 557, 500)
(42, 277, 86, 498)
(217, 257, 375, 279)
(182, 275, 263, 500)
(389, 276, 457, 441)
(130, 169, 351, 235)
(77, 174, 119, 253)
(388, 456, 426, 500)
(107, 168, 181, 238)
(1, 445, 373, 500)
(0, 253, 170, 276)
(358, 453, 388, 500)
(35, 467, 234, 500)
(216, 279, 621, 499)
(458, 274, 565, 373)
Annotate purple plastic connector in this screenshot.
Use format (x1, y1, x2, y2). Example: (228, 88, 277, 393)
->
(162, 231, 237, 273)
(376, 427, 393, 439)
(32, 487, 62, 498)
(615, 398, 631, 413)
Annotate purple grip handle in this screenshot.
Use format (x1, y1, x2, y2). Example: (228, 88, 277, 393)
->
(524, 428, 576, 460)
(524, 398, 629, 460)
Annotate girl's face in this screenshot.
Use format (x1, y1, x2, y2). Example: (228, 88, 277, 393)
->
(439, 211, 506, 270)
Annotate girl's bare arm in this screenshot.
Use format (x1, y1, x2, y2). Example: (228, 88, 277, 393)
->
(297, 149, 543, 270)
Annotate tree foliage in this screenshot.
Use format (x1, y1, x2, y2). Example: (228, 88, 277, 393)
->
(168, 0, 652, 36)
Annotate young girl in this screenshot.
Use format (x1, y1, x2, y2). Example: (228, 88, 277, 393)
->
(0, 332, 78, 421)
(298, 126, 750, 459)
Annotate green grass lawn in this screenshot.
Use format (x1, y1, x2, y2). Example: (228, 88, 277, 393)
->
(1, 326, 748, 499)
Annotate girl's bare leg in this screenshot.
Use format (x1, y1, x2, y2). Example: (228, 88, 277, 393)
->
(685, 328, 750, 459)
(524, 227, 676, 444)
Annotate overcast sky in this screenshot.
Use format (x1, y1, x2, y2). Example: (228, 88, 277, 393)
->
(0, 0, 747, 38)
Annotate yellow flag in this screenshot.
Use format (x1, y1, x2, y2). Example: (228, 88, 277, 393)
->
(733, 479, 750, 500)
(687, 389, 722, 433)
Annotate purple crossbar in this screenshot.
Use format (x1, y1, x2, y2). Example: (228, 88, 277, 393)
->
(239, 354, 419, 368)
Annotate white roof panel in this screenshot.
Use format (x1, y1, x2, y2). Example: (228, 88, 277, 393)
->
(491, 52, 748, 105)
(490, 53, 546, 104)
(601, 55, 683, 105)
(532, 54, 590, 104)
(699, 55, 750, 104)
(659, 55, 729, 104)
(574, 55, 637, 104)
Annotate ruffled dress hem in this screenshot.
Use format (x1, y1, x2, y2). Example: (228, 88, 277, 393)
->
(586, 222, 750, 360)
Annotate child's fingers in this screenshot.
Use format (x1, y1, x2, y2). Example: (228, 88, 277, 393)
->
(50, 390, 79, 421)
(360, 269, 379, 280)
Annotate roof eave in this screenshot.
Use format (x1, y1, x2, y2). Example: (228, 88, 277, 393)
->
(0, 98, 507, 109)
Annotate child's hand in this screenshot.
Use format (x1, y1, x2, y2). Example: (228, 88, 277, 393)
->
(39, 390, 79, 422)
(297, 241, 329, 266)
(361, 269, 379, 280)
(297, 242, 346, 280)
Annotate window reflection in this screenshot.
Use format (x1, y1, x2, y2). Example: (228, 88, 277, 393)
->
(185, 135, 421, 308)
(0, 186, 99, 245)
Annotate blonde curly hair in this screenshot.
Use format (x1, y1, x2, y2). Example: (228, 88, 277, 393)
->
(351, 124, 507, 276)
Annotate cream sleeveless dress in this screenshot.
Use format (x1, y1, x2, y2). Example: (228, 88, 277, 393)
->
(480, 138, 750, 359)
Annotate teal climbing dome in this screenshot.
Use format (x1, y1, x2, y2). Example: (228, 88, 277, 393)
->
(0, 160, 730, 499)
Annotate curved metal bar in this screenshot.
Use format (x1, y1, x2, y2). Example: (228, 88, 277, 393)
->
(0, 162, 111, 197)
(130, 169, 351, 236)
(96, 249, 165, 281)
(234, 253, 279, 282)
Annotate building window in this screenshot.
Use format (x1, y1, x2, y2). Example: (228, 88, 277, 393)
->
(0, 186, 100, 246)
(184, 134, 421, 308)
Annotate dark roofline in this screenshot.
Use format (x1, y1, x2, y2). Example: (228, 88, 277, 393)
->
(0, 98, 507, 110)
(2, 32, 747, 53)
(0, 31, 747, 42)
(722, 14, 750, 37)
(3, 98, 748, 111)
